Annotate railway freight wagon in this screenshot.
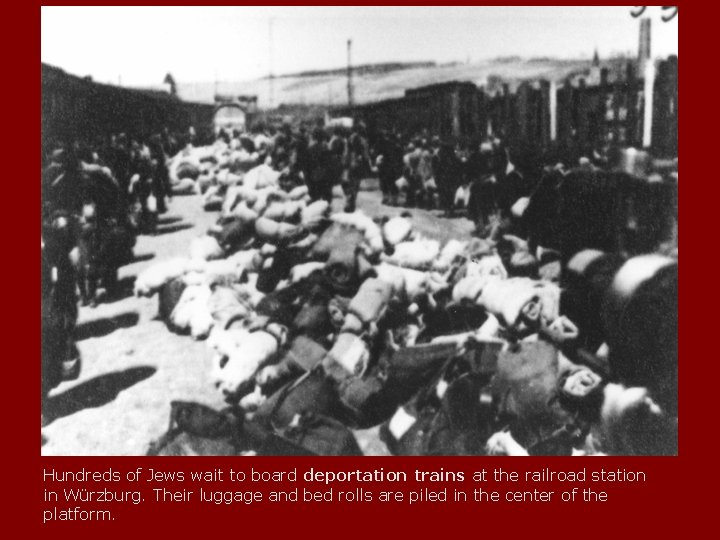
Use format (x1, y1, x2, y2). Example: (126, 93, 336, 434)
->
(333, 81, 480, 141)
(333, 79, 553, 145)
(331, 56, 677, 159)
(42, 63, 215, 151)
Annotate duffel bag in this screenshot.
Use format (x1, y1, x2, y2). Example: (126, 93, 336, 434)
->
(158, 277, 188, 321)
(252, 411, 362, 456)
(254, 366, 348, 429)
(146, 401, 243, 456)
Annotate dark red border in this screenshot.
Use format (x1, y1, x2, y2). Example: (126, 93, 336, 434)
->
(11, 2, 707, 537)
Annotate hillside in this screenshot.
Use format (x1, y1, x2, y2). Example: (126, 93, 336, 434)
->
(176, 57, 607, 107)
(268, 61, 437, 79)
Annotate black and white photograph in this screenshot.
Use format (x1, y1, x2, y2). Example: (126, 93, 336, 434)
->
(41, 6, 678, 456)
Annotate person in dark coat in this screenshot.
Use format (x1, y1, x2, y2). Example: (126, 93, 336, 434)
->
(162, 127, 180, 157)
(467, 141, 498, 230)
(344, 124, 372, 212)
(42, 217, 81, 401)
(148, 135, 171, 214)
(291, 127, 309, 181)
(304, 128, 335, 205)
(433, 141, 462, 217)
(375, 131, 402, 206)
(43, 146, 83, 217)
(109, 133, 133, 204)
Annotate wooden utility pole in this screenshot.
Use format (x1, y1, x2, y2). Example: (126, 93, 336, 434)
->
(347, 39, 354, 106)
(549, 80, 557, 142)
(268, 18, 275, 109)
(639, 17, 654, 148)
(638, 17, 651, 74)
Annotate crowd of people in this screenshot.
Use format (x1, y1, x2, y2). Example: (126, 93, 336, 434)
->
(41, 128, 191, 399)
(209, 122, 374, 213)
(211, 123, 520, 223)
(42, 119, 678, 456)
(374, 132, 535, 226)
(206, 122, 632, 239)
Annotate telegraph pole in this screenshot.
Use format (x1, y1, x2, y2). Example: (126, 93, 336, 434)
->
(638, 17, 651, 74)
(347, 39, 354, 106)
(268, 17, 275, 109)
(639, 17, 654, 148)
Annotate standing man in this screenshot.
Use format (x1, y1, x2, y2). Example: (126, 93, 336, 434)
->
(418, 139, 435, 209)
(433, 140, 462, 217)
(148, 135, 171, 215)
(375, 131, 403, 206)
(344, 122, 372, 212)
(110, 133, 133, 205)
(467, 140, 498, 230)
(403, 140, 424, 208)
(304, 127, 335, 205)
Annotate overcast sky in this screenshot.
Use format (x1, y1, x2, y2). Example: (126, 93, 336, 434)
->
(41, 6, 678, 87)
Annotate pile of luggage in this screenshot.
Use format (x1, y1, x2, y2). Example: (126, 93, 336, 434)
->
(138, 172, 677, 455)
(166, 139, 276, 210)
